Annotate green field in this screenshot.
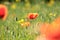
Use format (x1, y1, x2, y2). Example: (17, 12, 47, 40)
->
(0, 1, 60, 40)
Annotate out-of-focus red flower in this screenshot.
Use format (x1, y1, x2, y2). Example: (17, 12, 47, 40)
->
(27, 13, 38, 19)
(36, 17, 60, 40)
(0, 4, 8, 21)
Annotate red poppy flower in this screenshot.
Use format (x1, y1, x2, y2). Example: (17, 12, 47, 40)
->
(36, 17, 60, 40)
(27, 13, 38, 19)
(0, 4, 8, 21)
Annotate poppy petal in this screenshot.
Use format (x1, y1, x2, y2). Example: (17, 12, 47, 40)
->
(0, 4, 8, 21)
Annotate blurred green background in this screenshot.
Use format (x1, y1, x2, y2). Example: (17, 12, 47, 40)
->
(0, 0, 60, 40)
